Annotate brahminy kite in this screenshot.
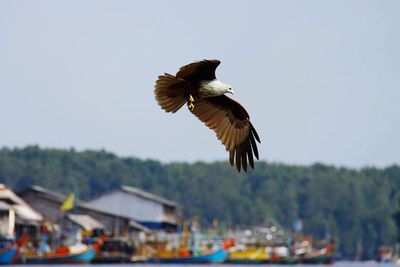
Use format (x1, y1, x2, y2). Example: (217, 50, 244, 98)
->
(154, 59, 260, 172)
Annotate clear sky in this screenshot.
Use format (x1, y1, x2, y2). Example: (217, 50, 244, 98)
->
(1, 1, 399, 168)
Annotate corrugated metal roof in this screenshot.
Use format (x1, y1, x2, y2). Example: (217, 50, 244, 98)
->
(0, 184, 29, 205)
(120, 185, 177, 207)
(27, 185, 111, 212)
(33, 184, 178, 210)
(0, 185, 43, 221)
(20, 185, 150, 231)
(67, 214, 105, 230)
(13, 205, 43, 221)
(129, 220, 151, 233)
(0, 201, 11, 210)
(29, 185, 65, 201)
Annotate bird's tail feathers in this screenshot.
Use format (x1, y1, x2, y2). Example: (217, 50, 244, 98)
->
(155, 74, 189, 113)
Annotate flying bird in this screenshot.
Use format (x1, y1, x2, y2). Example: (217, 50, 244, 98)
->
(154, 59, 260, 172)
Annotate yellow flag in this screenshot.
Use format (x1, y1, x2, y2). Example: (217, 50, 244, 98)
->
(60, 193, 75, 211)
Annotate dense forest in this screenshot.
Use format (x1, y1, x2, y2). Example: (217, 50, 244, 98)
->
(0, 146, 399, 259)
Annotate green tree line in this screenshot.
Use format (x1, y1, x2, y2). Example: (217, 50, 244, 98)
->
(0, 145, 399, 259)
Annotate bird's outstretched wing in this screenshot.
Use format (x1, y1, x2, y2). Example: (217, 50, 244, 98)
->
(176, 59, 220, 82)
(154, 74, 190, 113)
(190, 95, 260, 172)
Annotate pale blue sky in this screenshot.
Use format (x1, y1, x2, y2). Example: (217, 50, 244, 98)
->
(1, 1, 399, 168)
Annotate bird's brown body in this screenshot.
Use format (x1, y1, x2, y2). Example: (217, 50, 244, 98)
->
(155, 59, 260, 172)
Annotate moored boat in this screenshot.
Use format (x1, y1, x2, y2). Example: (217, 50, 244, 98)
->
(19, 236, 104, 265)
(148, 246, 227, 264)
(21, 246, 96, 264)
(227, 246, 269, 264)
(0, 234, 27, 264)
(0, 242, 18, 264)
(91, 237, 134, 263)
(300, 245, 335, 264)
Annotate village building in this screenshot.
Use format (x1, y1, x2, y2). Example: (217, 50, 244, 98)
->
(86, 185, 179, 232)
(0, 184, 43, 239)
(18, 185, 149, 237)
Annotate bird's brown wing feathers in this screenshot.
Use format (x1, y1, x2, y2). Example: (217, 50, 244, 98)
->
(154, 74, 190, 113)
(190, 95, 260, 172)
(176, 59, 220, 82)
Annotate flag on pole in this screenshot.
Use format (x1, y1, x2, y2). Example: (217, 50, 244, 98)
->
(60, 193, 75, 211)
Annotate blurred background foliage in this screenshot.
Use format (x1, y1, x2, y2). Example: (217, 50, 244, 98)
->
(0, 145, 399, 259)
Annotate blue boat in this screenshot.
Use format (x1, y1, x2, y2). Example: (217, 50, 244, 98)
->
(23, 247, 96, 264)
(0, 243, 18, 264)
(148, 247, 228, 264)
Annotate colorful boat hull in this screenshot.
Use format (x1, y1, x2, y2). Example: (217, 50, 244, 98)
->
(0, 244, 18, 264)
(23, 247, 96, 264)
(300, 246, 335, 264)
(227, 247, 270, 264)
(148, 247, 227, 264)
(226, 258, 266, 264)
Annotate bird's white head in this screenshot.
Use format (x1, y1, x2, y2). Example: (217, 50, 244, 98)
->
(225, 84, 234, 95)
(217, 80, 234, 95)
(199, 80, 234, 97)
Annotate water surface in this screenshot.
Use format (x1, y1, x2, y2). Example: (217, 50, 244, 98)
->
(12, 262, 399, 267)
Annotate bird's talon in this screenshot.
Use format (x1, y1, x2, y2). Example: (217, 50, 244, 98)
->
(188, 94, 195, 111)
(188, 103, 195, 111)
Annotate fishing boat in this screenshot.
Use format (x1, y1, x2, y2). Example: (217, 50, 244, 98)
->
(148, 246, 228, 264)
(268, 245, 298, 265)
(300, 245, 335, 264)
(0, 234, 28, 265)
(226, 246, 269, 264)
(19, 236, 104, 265)
(0, 242, 18, 264)
(21, 245, 97, 264)
(92, 237, 135, 263)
